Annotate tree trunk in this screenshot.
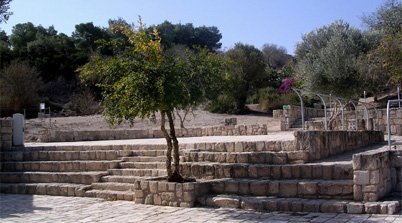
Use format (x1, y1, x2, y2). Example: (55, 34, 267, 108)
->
(167, 111, 183, 182)
(160, 112, 173, 179)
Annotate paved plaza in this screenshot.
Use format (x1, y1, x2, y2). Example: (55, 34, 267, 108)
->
(1, 193, 401, 223)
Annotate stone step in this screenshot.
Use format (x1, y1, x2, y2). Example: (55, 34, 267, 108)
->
(0, 160, 121, 172)
(91, 182, 136, 191)
(101, 175, 142, 183)
(183, 151, 309, 164)
(180, 163, 353, 180)
(0, 150, 120, 162)
(119, 162, 166, 169)
(184, 140, 296, 153)
(108, 168, 167, 177)
(0, 171, 107, 184)
(197, 194, 401, 214)
(130, 150, 167, 157)
(84, 189, 135, 201)
(0, 183, 91, 197)
(121, 156, 167, 162)
(208, 178, 353, 199)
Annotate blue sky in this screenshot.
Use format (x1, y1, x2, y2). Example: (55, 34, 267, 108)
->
(1, 0, 382, 54)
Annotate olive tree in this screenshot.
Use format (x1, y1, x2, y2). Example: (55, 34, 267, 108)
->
(78, 18, 227, 182)
(295, 20, 377, 98)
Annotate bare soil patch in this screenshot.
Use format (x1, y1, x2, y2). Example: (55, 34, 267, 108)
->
(24, 107, 278, 142)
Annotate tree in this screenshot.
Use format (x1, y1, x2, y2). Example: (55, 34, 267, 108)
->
(364, 32, 402, 87)
(295, 20, 377, 98)
(261, 43, 292, 70)
(361, 0, 402, 35)
(0, 0, 13, 25)
(78, 18, 227, 182)
(0, 61, 43, 113)
(149, 21, 222, 51)
(223, 43, 267, 113)
(360, 0, 402, 89)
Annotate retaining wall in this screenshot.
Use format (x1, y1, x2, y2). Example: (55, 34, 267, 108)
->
(294, 130, 384, 162)
(273, 105, 325, 130)
(274, 105, 402, 135)
(353, 149, 402, 202)
(0, 118, 13, 150)
(134, 178, 209, 207)
(39, 124, 268, 142)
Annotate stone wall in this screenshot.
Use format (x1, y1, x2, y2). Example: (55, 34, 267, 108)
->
(39, 124, 268, 142)
(306, 108, 402, 135)
(275, 105, 402, 135)
(0, 118, 13, 150)
(294, 130, 384, 162)
(353, 150, 402, 203)
(134, 178, 210, 207)
(273, 105, 325, 131)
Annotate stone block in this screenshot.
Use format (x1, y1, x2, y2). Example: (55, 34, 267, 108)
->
(238, 181, 249, 195)
(225, 181, 239, 193)
(149, 181, 158, 193)
(249, 181, 267, 196)
(232, 164, 248, 178)
(320, 200, 346, 213)
(281, 166, 292, 179)
(248, 165, 258, 178)
(354, 171, 369, 185)
(213, 197, 240, 208)
(236, 154, 249, 163)
(347, 202, 364, 214)
(365, 202, 380, 214)
(278, 182, 297, 197)
(161, 192, 176, 201)
(370, 169, 381, 184)
(298, 182, 316, 195)
(158, 182, 167, 192)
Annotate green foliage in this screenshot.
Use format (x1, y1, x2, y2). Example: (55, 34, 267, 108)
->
(0, 61, 43, 112)
(148, 21, 222, 51)
(361, 0, 402, 35)
(295, 20, 378, 98)
(0, 0, 12, 25)
(221, 43, 267, 113)
(78, 18, 227, 180)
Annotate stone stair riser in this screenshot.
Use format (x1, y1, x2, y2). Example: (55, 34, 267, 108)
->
(1, 161, 120, 172)
(0, 183, 91, 197)
(121, 156, 167, 162)
(84, 190, 135, 201)
(180, 163, 353, 180)
(101, 176, 141, 183)
(119, 162, 166, 169)
(91, 183, 136, 191)
(183, 151, 308, 164)
(183, 141, 296, 153)
(108, 169, 167, 177)
(208, 180, 353, 199)
(0, 172, 106, 184)
(0, 151, 119, 162)
(197, 195, 400, 215)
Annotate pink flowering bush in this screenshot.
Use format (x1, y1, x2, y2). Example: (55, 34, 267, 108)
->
(277, 77, 295, 95)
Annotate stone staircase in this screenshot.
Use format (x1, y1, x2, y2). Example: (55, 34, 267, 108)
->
(1, 133, 401, 215)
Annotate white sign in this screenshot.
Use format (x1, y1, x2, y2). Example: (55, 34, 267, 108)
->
(40, 103, 45, 110)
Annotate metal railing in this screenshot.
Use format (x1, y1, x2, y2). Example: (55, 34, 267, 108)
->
(291, 88, 379, 131)
(387, 99, 402, 150)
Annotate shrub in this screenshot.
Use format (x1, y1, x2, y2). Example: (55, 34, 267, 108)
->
(65, 90, 102, 115)
(0, 61, 43, 114)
